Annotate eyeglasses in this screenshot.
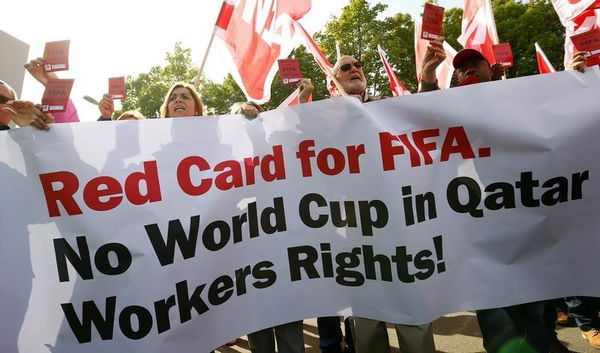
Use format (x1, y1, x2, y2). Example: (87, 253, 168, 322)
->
(339, 61, 364, 72)
(0, 94, 11, 104)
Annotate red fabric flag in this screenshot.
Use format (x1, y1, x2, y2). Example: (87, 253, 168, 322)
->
(215, 0, 311, 104)
(215, 0, 236, 30)
(415, 19, 457, 89)
(377, 45, 411, 96)
(458, 0, 499, 64)
(534, 42, 557, 74)
(550, 0, 600, 26)
(291, 19, 338, 97)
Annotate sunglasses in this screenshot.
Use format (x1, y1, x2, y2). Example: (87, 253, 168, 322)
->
(0, 94, 11, 104)
(339, 61, 364, 72)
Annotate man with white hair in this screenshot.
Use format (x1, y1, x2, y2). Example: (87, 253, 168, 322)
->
(300, 55, 436, 353)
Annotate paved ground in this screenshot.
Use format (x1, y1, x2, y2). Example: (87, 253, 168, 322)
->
(216, 312, 598, 353)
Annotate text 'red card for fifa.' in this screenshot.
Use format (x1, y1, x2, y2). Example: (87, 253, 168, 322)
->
(278, 59, 303, 86)
(492, 42, 514, 68)
(109, 77, 126, 100)
(571, 29, 600, 67)
(421, 3, 444, 40)
(43, 40, 70, 72)
(42, 79, 74, 113)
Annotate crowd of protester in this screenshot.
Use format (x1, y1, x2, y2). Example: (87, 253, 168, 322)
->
(0, 40, 598, 353)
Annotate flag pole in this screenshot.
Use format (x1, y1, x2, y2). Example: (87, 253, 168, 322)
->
(194, 1, 234, 88)
(193, 27, 218, 88)
(292, 20, 347, 96)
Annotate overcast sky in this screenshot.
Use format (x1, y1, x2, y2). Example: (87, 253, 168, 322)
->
(2, 0, 462, 121)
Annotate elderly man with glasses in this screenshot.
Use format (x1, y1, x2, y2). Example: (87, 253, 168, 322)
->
(298, 55, 436, 353)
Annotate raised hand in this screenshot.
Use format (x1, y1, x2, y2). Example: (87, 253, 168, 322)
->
(297, 79, 314, 103)
(421, 37, 446, 85)
(24, 57, 58, 87)
(98, 94, 115, 119)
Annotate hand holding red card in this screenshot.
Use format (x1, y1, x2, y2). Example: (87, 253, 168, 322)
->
(109, 77, 126, 100)
(571, 29, 600, 67)
(42, 79, 74, 113)
(43, 40, 70, 73)
(421, 3, 444, 40)
(278, 59, 303, 86)
(492, 43, 513, 68)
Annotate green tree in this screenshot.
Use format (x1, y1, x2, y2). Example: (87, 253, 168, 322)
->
(198, 74, 245, 115)
(442, 0, 564, 77)
(493, 0, 565, 74)
(315, 0, 403, 96)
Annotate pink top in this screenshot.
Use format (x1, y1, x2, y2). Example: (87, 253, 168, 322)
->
(52, 99, 80, 123)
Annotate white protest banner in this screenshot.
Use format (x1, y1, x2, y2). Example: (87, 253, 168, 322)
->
(1, 69, 600, 353)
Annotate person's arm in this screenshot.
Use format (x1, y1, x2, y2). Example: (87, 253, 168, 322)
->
(24, 57, 57, 86)
(24, 57, 80, 123)
(97, 94, 114, 120)
(419, 37, 446, 93)
(0, 100, 55, 130)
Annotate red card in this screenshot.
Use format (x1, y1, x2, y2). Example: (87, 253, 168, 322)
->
(43, 40, 70, 72)
(492, 43, 514, 68)
(571, 29, 600, 67)
(421, 3, 444, 40)
(277, 59, 303, 86)
(109, 77, 126, 100)
(41, 79, 74, 113)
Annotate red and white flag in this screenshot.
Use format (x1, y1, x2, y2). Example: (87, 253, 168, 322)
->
(458, 0, 499, 64)
(564, 7, 600, 67)
(215, 0, 311, 104)
(292, 19, 339, 97)
(534, 42, 557, 74)
(377, 45, 411, 96)
(550, 0, 600, 26)
(415, 19, 457, 89)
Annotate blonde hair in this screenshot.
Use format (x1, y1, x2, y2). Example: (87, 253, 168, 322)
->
(159, 82, 204, 118)
(116, 110, 145, 120)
